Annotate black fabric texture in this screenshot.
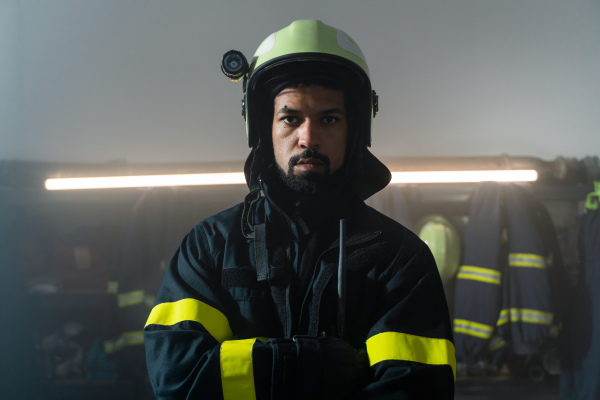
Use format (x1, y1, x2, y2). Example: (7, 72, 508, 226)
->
(560, 190, 600, 399)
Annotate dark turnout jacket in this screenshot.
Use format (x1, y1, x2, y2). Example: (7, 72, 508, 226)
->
(143, 169, 455, 399)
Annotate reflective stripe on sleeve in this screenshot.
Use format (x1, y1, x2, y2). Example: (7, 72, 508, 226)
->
(144, 298, 233, 343)
(118, 290, 145, 307)
(456, 266, 501, 285)
(497, 308, 553, 327)
(509, 253, 546, 269)
(221, 339, 257, 400)
(487, 335, 506, 353)
(366, 331, 456, 379)
(103, 330, 144, 354)
(117, 290, 154, 308)
(453, 318, 494, 339)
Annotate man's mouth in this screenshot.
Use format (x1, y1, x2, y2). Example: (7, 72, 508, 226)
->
(287, 150, 330, 175)
(294, 158, 326, 172)
(296, 158, 324, 166)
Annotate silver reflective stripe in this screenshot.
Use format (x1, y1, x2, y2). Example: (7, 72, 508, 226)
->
(497, 308, 553, 326)
(457, 266, 501, 285)
(509, 253, 545, 269)
(103, 331, 144, 354)
(453, 318, 494, 339)
(117, 290, 144, 307)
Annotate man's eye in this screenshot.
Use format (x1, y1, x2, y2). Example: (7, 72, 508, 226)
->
(282, 116, 298, 124)
(322, 116, 338, 124)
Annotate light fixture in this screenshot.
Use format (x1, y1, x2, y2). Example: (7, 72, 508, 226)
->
(44, 169, 537, 190)
(45, 172, 247, 190)
(389, 170, 538, 184)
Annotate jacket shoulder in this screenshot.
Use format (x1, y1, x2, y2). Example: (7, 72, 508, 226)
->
(364, 204, 425, 247)
(192, 201, 246, 240)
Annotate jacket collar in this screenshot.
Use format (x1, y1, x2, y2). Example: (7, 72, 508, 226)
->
(258, 164, 346, 235)
(258, 164, 384, 243)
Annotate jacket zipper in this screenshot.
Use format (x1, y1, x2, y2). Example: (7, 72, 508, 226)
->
(297, 229, 382, 333)
(259, 178, 296, 338)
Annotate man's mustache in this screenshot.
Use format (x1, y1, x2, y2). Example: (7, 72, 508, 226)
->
(287, 149, 331, 171)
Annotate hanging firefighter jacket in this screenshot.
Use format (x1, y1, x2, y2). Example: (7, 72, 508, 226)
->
(105, 187, 205, 376)
(560, 182, 600, 400)
(143, 166, 456, 399)
(453, 182, 504, 364)
(454, 182, 564, 366)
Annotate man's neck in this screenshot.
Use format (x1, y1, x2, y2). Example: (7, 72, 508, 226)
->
(261, 165, 347, 233)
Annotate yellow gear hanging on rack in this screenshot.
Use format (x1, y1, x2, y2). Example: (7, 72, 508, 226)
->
(415, 215, 461, 286)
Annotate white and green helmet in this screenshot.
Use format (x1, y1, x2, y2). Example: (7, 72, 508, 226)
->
(222, 19, 378, 149)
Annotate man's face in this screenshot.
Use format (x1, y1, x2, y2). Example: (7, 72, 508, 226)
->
(271, 85, 348, 194)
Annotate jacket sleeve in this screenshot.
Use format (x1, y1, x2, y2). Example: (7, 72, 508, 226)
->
(353, 233, 456, 399)
(143, 225, 265, 400)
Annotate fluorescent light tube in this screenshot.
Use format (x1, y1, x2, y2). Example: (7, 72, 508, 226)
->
(44, 169, 537, 190)
(45, 172, 247, 190)
(390, 170, 538, 184)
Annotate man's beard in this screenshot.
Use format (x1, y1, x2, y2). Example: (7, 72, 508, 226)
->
(276, 149, 333, 196)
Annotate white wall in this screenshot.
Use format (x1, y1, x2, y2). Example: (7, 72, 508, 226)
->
(0, 0, 19, 157)
(3, 0, 600, 164)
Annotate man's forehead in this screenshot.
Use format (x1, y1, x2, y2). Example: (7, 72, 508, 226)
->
(274, 84, 344, 98)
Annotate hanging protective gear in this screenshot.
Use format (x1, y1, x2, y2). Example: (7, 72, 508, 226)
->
(453, 182, 565, 369)
(560, 182, 600, 399)
(415, 215, 461, 286)
(453, 182, 505, 364)
(105, 188, 205, 377)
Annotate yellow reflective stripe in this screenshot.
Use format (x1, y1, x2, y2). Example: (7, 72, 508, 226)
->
(509, 253, 545, 269)
(487, 335, 506, 353)
(453, 318, 494, 339)
(107, 280, 118, 294)
(497, 309, 509, 326)
(103, 330, 144, 354)
(145, 298, 233, 343)
(457, 265, 501, 285)
(497, 308, 554, 327)
(366, 331, 456, 379)
(118, 290, 145, 307)
(221, 339, 257, 400)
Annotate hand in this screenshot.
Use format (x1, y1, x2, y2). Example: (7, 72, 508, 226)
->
(268, 336, 370, 399)
(316, 336, 370, 399)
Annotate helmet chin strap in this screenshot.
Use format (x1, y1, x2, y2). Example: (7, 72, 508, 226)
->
(244, 137, 272, 193)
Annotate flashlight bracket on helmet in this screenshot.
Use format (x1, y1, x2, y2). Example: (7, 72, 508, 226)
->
(221, 50, 249, 82)
(372, 90, 379, 118)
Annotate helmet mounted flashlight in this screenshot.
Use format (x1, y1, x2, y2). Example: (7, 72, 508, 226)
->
(221, 50, 249, 82)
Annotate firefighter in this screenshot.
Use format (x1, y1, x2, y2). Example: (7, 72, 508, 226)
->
(143, 19, 455, 399)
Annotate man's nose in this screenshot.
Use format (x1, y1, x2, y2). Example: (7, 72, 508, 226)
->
(298, 120, 320, 149)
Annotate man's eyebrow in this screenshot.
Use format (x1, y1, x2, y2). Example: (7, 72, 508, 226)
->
(275, 106, 346, 115)
(276, 106, 299, 115)
(322, 107, 345, 115)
